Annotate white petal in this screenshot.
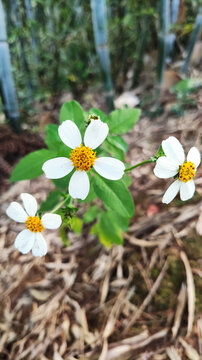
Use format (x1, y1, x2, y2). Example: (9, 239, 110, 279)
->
(162, 180, 181, 204)
(42, 213, 62, 229)
(84, 120, 109, 149)
(69, 171, 90, 200)
(180, 180, 195, 201)
(162, 136, 185, 165)
(153, 157, 179, 178)
(14, 229, 35, 254)
(32, 233, 47, 257)
(94, 157, 125, 180)
(20, 193, 37, 217)
(42, 157, 74, 179)
(6, 202, 28, 223)
(58, 120, 82, 149)
(187, 147, 201, 168)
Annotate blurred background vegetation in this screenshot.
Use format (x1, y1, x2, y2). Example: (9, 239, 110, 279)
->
(1, 1, 200, 101)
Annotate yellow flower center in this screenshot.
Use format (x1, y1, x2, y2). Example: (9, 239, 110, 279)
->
(179, 161, 196, 183)
(25, 216, 44, 233)
(69, 144, 96, 172)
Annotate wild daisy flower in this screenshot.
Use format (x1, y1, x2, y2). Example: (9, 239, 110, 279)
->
(42, 120, 125, 200)
(154, 136, 201, 204)
(6, 193, 62, 256)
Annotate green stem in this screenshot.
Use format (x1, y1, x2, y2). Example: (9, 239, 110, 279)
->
(51, 197, 70, 214)
(125, 159, 154, 173)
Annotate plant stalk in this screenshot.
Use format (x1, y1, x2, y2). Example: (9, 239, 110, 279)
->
(51, 197, 70, 214)
(125, 159, 154, 173)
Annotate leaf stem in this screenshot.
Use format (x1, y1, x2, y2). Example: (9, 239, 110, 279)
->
(51, 197, 70, 213)
(124, 159, 154, 173)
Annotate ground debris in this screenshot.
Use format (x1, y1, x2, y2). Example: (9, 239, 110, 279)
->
(0, 94, 201, 359)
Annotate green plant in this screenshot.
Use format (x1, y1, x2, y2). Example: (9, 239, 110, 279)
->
(10, 100, 141, 246)
(170, 78, 202, 115)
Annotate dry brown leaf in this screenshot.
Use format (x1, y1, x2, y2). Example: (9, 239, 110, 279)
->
(179, 338, 200, 360)
(106, 329, 168, 360)
(29, 289, 51, 301)
(99, 339, 108, 360)
(172, 283, 187, 339)
(197, 318, 202, 356)
(162, 70, 182, 91)
(166, 346, 181, 360)
(196, 211, 202, 236)
(180, 251, 195, 336)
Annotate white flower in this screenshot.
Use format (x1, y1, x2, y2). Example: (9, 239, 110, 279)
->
(42, 120, 125, 200)
(154, 136, 201, 204)
(6, 193, 62, 256)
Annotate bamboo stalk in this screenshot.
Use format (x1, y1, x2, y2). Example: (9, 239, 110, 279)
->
(24, 0, 39, 68)
(181, 7, 202, 73)
(171, 0, 180, 24)
(156, 0, 170, 85)
(132, 16, 152, 87)
(90, 0, 114, 111)
(11, 0, 33, 99)
(0, 0, 20, 132)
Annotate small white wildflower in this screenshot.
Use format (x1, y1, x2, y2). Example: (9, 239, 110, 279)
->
(6, 193, 61, 256)
(154, 136, 201, 204)
(42, 120, 125, 200)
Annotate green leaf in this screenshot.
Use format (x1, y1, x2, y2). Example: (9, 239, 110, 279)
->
(107, 108, 141, 134)
(45, 124, 67, 152)
(59, 100, 85, 135)
(39, 190, 62, 212)
(172, 78, 202, 96)
(71, 217, 83, 234)
(107, 135, 128, 152)
(105, 210, 129, 232)
(10, 149, 57, 182)
(102, 141, 124, 161)
(52, 171, 73, 191)
(98, 212, 123, 246)
(83, 205, 100, 224)
(122, 173, 132, 187)
(102, 135, 128, 161)
(60, 228, 70, 247)
(93, 173, 134, 218)
(90, 222, 100, 235)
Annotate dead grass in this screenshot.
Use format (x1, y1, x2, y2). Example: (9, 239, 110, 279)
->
(0, 91, 202, 360)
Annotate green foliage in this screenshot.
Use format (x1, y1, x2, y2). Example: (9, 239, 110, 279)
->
(71, 217, 83, 234)
(10, 100, 138, 248)
(170, 78, 201, 115)
(45, 124, 67, 152)
(3, 0, 198, 108)
(10, 149, 56, 182)
(83, 205, 100, 224)
(52, 173, 73, 191)
(97, 211, 123, 246)
(39, 190, 62, 212)
(172, 78, 202, 97)
(60, 100, 86, 137)
(107, 108, 141, 134)
(151, 145, 165, 162)
(58, 203, 77, 247)
(93, 173, 134, 218)
(104, 211, 129, 232)
(60, 100, 85, 127)
(102, 135, 128, 161)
